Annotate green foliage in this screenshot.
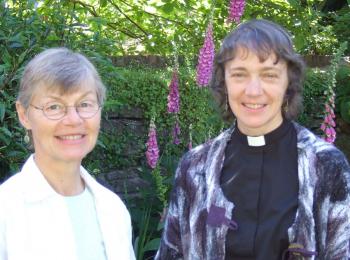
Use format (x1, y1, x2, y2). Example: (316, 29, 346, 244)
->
(132, 204, 161, 260)
(0, 3, 45, 179)
(4, 0, 344, 57)
(299, 68, 328, 131)
(300, 43, 348, 132)
(323, 42, 348, 125)
(328, 7, 350, 55)
(336, 65, 350, 124)
(1, 1, 349, 259)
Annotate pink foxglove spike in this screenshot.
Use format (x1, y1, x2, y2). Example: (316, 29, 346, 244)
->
(228, 0, 246, 24)
(196, 23, 215, 87)
(167, 70, 180, 113)
(321, 104, 336, 143)
(146, 118, 159, 168)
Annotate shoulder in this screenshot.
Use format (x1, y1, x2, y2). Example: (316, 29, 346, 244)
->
(178, 127, 232, 174)
(0, 172, 24, 202)
(294, 123, 350, 200)
(294, 122, 348, 161)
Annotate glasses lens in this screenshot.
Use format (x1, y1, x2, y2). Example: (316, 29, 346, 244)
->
(43, 102, 65, 120)
(77, 101, 100, 118)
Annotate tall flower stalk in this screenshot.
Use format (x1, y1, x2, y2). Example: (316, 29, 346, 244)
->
(320, 42, 347, 143)
(321, 100, 336, 143)
(167, 69, 180, 113)
(172, 116, 181, 145)
(196, 23, 215, 87)
(146, 117, 159, 168)
(188, 123, 193, 150)
(228, 0, 246, 24)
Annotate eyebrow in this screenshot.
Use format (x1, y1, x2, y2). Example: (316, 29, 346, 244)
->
(227, 66, 282, 72)
(44, 90, 95, 101)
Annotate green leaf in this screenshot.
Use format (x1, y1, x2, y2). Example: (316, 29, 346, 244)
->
(100, 0, 107, 8)
(0, 103, 5, 123)
(160, 3, 174, 14)
(143, 238, 160, 252)
(9, 42, 23, 48)
(0, 126, 12, 138)
(18, 50, 28, 65)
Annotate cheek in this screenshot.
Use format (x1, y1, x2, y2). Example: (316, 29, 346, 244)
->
(90, 116, 101, 134)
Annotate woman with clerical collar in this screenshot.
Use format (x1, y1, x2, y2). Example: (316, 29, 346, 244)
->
(156, 19, 350, 260)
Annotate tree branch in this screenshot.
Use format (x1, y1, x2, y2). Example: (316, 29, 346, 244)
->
(107, 0, 149, 36)
(69, 0, 98, 17)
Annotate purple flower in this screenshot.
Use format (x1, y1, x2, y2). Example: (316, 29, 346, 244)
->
(196, 23, 215, 87)
(325, 126, 336, 143)
(172, 118, 181, 145)
(167, 70, 180, 113)
(228, 0, 246, 24)
(146, 119, 159, 168)
(321, 104, 336, 143)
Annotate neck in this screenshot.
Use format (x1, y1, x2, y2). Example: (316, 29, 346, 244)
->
(33, 154, 85, 196)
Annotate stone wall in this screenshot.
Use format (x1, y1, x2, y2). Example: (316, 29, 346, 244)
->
(96, 106, 150, 199)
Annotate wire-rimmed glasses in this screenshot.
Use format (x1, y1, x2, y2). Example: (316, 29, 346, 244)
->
(30, 100, 101, 120)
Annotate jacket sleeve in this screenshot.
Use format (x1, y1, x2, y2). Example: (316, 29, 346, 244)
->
(322, 150, 350, 259)
(155, 156, 189, 260)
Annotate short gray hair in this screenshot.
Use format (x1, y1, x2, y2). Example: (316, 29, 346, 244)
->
(18, 47, 106, 108)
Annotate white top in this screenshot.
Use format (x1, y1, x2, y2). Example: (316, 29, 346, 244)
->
(64, 188, 107, 260)
(0, 155, 135, 260)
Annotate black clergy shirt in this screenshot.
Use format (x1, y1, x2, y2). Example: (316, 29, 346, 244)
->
(220, 120, 299, 260)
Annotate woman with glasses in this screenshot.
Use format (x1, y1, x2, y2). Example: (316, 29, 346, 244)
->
(0, 48, 135, 260)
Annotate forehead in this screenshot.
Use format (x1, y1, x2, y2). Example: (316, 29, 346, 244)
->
(225, 47, 287, 68)
(31, 81, 98, 101)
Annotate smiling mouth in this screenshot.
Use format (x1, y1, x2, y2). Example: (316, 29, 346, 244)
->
(244, 103, 265, 109)
(58, 135, 84, 140)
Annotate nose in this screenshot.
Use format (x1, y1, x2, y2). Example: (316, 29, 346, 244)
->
(62, 106, 83, 124)
(245, 77, 263, 96)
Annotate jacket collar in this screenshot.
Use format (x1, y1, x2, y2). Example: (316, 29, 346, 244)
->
(22, 154, 58, 203)
(22, 154, 99, 203)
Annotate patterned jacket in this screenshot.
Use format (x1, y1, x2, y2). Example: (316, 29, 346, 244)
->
(156, 123, 350, 260)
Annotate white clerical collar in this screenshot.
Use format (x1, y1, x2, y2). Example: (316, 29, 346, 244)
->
(247, 135, 266, 147)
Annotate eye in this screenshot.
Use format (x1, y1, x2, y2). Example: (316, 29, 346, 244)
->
(231, 72, 246, 78)
(263, 73, 278, 79)
(44, 102, 64, 112)
(78, 100, 95, 108)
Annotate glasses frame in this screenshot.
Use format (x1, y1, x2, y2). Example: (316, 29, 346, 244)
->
(30, 102, 101, 120)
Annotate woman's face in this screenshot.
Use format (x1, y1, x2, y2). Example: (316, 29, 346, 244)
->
(224, 48, 289, 136)
(17, 84, 101, 165)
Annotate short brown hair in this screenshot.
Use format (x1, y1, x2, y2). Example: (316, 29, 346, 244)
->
(210, 19, 305, 122)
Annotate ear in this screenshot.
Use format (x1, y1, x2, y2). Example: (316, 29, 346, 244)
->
(16, 101, 31, 130)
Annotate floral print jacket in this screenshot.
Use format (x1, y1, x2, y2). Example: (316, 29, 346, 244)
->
(156, 123, 350, 260)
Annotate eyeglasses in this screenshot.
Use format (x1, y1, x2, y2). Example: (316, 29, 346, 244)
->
(30, 100, 101, 120)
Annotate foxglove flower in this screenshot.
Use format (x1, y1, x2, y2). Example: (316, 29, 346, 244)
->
(146, 119, 159, 168)
(172, 118, 181, 145)
(228, 0, 246, 23)
(196, 23, 215, 87)
(321, 102, 336, 143)
(167, 70, 180, 113)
